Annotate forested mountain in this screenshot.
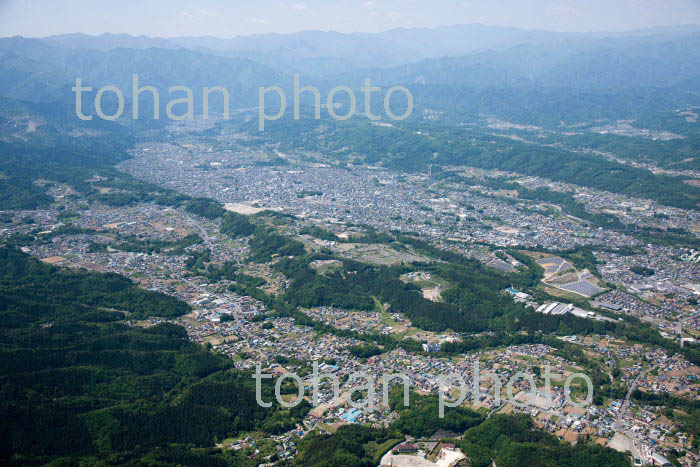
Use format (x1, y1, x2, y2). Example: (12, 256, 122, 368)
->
(0, 248, 308, 465)
(351, 33, 700, 89)
(0, 37, 286, 109)
(5, 20, 697, 210)
(1, 25, 699, 151)
(3, 26, 700, 112)
(35, 26, 577, 69)
(39, 24, 700, 70)
(239, 116, 700, 209)
(41, 32, 182, 51)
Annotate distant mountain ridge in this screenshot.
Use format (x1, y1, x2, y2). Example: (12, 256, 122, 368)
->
(41, 32, 181, 51)
(339, 33, 700, 89)
(1, 24, 700, 126)
(0, 37, 287, 109)
(34, 23, 700, 69)
(15, 24, 700, 88)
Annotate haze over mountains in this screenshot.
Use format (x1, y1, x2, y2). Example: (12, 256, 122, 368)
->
(1, 23, 700, 126)
(4, 1, 700, 463)
(36, 24, 700, 67)
(38, 26, 583, 68)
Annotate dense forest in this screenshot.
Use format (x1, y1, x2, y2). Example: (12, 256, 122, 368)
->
(0, 248, 308, 465)
(458, 414, 627, 467)
(272, 248, 620, 337)
(288, 425, 396, 467)
(114, 232, 203, 255)
(0, 245, 632, 466)
(388, 389, 484, 438)
(286, 397, 627, 467)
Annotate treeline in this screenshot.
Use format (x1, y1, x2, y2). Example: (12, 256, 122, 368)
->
(275, 256, 376, 311)
(552, 122, 700, 170)
(168, 196, 700, 370)
(288, 403, 626, 467)
(288, 425, 396, 467)
(517, 191, 700, 249)
(440, 172, 700, 249)
(0, 247, 307, 465)
(459, 414, 628, 467)
(388, 388, 484, 438)
(274, 245, 530, 333)
(220, 211, 256, 238)
(632, 390, 700, 439)
(449, 132, 699, 210)
(80, 169, 191, 208)
(348, 344, 382, 359)
(274, 248, 620, 337)
(0, 177, 53, 209)
(248, 226, 306, 262)
(0, 247, 190, 322)
(517, 187, 625, 229)
(248, 116, 700, 210)
(228, 272, 425, 355)
(630, 266, 655, 276)
(190, 199, 306, 263)
(299, 225, 342, 242)
(0, 122, 131, 210)
(184, 197, 227, 219)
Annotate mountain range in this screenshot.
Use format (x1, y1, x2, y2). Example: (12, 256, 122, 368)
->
(1, 24, 700, 126)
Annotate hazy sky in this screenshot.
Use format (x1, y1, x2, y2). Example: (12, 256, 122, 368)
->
(1, 0, 699, 37)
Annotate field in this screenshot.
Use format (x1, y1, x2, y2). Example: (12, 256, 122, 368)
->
(338, 243, 429, 265)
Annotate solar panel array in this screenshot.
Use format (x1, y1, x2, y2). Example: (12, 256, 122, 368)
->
(558, 280, 604, 297)
(536, 256, 573, 274)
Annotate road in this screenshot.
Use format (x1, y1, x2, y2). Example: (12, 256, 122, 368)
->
(615, 363, 658, 431)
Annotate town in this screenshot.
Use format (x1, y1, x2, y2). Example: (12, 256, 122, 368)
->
(1, 116, 698, 466)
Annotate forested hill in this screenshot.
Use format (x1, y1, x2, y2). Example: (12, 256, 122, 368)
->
(0, 247, 309, 465)
(0, 97, 136, 210)
(0, 97, 196, 211)
(289, 410, 629, 467)
(242, 117, 700, 211)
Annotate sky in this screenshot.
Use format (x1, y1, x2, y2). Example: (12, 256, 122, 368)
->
(1, 0, 700, 38)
